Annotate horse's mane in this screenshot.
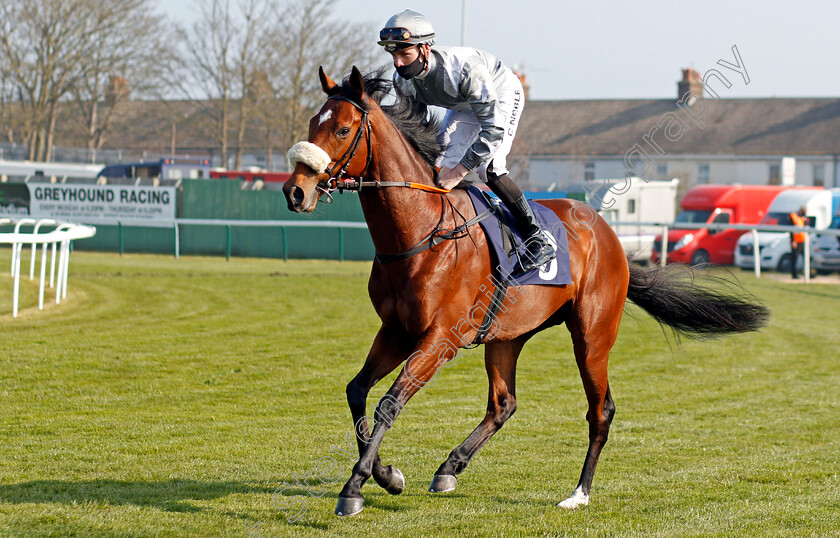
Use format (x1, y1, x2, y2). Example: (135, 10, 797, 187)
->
(339, 69, 442, 167)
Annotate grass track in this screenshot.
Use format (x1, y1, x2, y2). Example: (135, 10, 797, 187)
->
(1, 250, 838, 536)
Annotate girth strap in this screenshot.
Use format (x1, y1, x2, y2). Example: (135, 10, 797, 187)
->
(466, 277, 510, 348)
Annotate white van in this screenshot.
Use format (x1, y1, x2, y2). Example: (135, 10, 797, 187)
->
(0, 159, 104, 182)
(568, 177, 679, 263)
(734, 188, 833, 272)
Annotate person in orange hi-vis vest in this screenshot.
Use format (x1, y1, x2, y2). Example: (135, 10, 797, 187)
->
(788, 206, 808, 279)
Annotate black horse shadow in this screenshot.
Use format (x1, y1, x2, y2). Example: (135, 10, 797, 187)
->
(0, 479, 274, 514)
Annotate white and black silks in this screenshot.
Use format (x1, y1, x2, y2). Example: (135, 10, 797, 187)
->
(393, 46, 524, 181)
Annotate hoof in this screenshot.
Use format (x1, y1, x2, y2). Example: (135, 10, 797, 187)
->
(335, 496, 364, 517)
(428, 474, 457, 493)
(557, 486, 589, 509)
(384, 467, 405, 495)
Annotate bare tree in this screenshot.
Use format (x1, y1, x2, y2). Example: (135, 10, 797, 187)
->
(263, 0, 380, 163)
(0, 0, 100, 161)
(71, 0, 174, 163)
(181, 0, 237, 168)
(0, 67, 22, 145)
(248, 70, 279, 169)
(231, 0, 270, 170)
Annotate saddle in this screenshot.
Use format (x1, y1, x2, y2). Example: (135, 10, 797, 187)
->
(466, 187, 571, 287)
(462, 186, 572, 347)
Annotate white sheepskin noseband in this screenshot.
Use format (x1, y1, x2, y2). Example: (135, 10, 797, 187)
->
(287, 141, 331, 174)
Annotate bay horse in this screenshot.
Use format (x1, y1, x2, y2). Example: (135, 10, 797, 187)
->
(282, 66, 769, 516)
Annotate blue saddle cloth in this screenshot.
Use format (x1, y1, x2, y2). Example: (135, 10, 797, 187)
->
(466, 186, 572, 286)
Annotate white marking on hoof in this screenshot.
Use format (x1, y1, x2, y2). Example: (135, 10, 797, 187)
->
(388, 468, 405, 494)
(557, 486, 589, 509)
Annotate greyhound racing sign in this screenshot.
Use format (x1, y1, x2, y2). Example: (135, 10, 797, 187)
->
(1, 183, 177, 224)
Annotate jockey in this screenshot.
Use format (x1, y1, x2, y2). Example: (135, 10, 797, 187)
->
(377, 9, 555, 271)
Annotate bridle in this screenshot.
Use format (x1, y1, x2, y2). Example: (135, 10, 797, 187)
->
(312, 93, 493, 264)
(315, 94, 451, 204)
(316, 95, 373, 199)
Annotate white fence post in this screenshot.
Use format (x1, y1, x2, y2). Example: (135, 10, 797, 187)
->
(39, 242, 48, 310)
(12, 242, 21, 317)
(660, 225, 668, 267)
(50, 241, 57, 288)
(10, 241, 17, 278)
(30, 219, 56, 280)
(11, 218, 35, 277)
(55, 240, 66, 305)
(752, 229, 760, 278)
(62, 240, 70, 299)
(4, 221, 95, 315)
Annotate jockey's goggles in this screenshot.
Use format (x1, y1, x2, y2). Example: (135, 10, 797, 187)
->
(378, 27, 434, 52)
(379, 27, 413, 42)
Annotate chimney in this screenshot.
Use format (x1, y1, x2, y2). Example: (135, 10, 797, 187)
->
(105, 75, 129, 105)
(677, 68, 703, 103)
(513, 69, 530, 100)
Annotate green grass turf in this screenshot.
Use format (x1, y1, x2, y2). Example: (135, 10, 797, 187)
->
(1, 250, 838, 536)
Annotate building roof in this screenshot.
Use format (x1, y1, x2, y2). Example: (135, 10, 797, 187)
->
(512, 98, 840, 158)
(48, 99, 270, 155)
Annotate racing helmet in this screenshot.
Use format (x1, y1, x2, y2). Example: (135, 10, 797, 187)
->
(377, 10, 436, 53)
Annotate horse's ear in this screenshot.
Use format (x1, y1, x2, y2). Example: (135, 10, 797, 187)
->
(319, 66, 339, 95)
(348, 66, 368, 103)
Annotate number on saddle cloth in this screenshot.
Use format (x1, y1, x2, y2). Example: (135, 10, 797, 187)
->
(467, 187, 572, 286)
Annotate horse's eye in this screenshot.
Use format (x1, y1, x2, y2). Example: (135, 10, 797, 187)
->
(337, 127, 351, 137)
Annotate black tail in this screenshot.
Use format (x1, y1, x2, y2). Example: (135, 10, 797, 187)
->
(627, 262, 770, 338)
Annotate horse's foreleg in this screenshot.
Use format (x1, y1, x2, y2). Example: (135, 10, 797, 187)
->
(430, 338, 525, 493)
(346, 326, 413, 497)
(559, 309, 620, 509)
(336, 331, 452, 516)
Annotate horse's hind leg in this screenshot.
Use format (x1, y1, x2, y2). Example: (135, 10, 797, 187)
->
(559, 296, 622, 509)
(346, 326, 413, 496)
(429, 337, 527, 493)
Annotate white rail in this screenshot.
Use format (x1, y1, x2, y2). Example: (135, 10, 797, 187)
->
(611, 220, 840, 284)
(1, 219, 97, 317)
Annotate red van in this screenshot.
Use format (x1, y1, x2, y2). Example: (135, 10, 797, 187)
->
(651, 185, 793, 266)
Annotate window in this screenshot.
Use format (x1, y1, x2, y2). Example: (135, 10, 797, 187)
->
(584, 162, 595, 181)
(657, 163, 668, 176)
(698, 164, 710, 184)
(769, 164, 781, 185)
(712, 212, 731, 224)
(676, 210, 713, 223)
(628, 199, 636, 214)
(709, 211, 730, 234)
(600, 209, 617, 223)
(813, 163, 825, 187)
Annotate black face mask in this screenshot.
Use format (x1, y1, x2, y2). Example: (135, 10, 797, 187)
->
(396, 51, 426, 79)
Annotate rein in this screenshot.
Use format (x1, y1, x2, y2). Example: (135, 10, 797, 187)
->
(314, 94, 490, 264)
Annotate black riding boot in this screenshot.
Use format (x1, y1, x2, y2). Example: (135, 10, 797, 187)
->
(487, 173, 556, 271)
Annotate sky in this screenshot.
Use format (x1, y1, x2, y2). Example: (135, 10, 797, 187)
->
(156, 0, 840, 101)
